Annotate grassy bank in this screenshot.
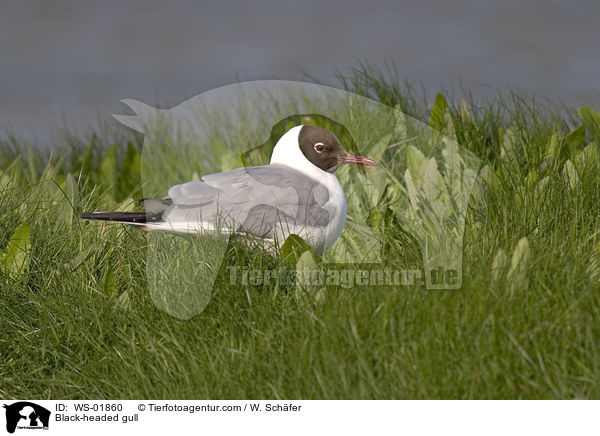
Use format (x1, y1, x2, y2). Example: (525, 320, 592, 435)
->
(1, 69, 600, 399)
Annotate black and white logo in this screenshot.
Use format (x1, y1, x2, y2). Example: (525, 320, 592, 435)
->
(3, 402, 50, 434)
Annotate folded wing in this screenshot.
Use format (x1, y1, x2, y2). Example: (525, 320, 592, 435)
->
(159, 163, 332, 239)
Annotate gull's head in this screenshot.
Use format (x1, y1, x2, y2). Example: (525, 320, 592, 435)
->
(269, 125, 376, 176)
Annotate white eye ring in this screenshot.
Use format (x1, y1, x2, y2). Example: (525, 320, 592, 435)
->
(314, 142, 325, 153)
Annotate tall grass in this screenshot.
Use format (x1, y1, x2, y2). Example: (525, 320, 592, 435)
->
(1, 68, 600, 399)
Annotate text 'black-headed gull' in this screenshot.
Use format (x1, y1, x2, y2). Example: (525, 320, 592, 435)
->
(81, 125, 376, 253)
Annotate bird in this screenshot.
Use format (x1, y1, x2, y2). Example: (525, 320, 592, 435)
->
(80, 125, 376, 253)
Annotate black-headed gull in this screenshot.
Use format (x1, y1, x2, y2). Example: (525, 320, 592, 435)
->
(81, 125, 376, 253)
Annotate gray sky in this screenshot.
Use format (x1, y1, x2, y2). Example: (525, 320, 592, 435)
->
(1, 0, 599, 144)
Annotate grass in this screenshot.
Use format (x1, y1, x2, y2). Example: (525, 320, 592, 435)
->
(1, 66, 600, 399)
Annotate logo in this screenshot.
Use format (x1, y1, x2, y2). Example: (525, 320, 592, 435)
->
(3, 402, 50, 434)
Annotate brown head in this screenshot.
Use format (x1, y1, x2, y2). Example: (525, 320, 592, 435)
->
(297, 125, 377, 172)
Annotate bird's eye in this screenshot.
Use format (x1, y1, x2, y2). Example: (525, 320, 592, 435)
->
(314, 143, 325, 153)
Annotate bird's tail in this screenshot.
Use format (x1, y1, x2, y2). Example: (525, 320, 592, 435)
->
(80, 211, 160, 224)
(112, 99, 161, 133)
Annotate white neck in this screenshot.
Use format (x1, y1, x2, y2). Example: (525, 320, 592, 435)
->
(269, 125, 330, 181)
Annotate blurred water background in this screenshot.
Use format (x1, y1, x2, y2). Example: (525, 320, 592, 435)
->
(1, 0, 599, 146)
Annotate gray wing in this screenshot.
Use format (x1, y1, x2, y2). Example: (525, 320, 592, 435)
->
(162, 164, 331, 237)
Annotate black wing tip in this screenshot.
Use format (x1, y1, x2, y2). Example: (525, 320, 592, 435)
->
(80, 211, 99, 219)
(80, 211, 161, 223)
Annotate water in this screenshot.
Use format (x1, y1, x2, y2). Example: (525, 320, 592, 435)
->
(1, 0, 599, 145)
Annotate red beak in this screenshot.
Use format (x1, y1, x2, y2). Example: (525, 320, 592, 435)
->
(340, 153, 377, 166)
